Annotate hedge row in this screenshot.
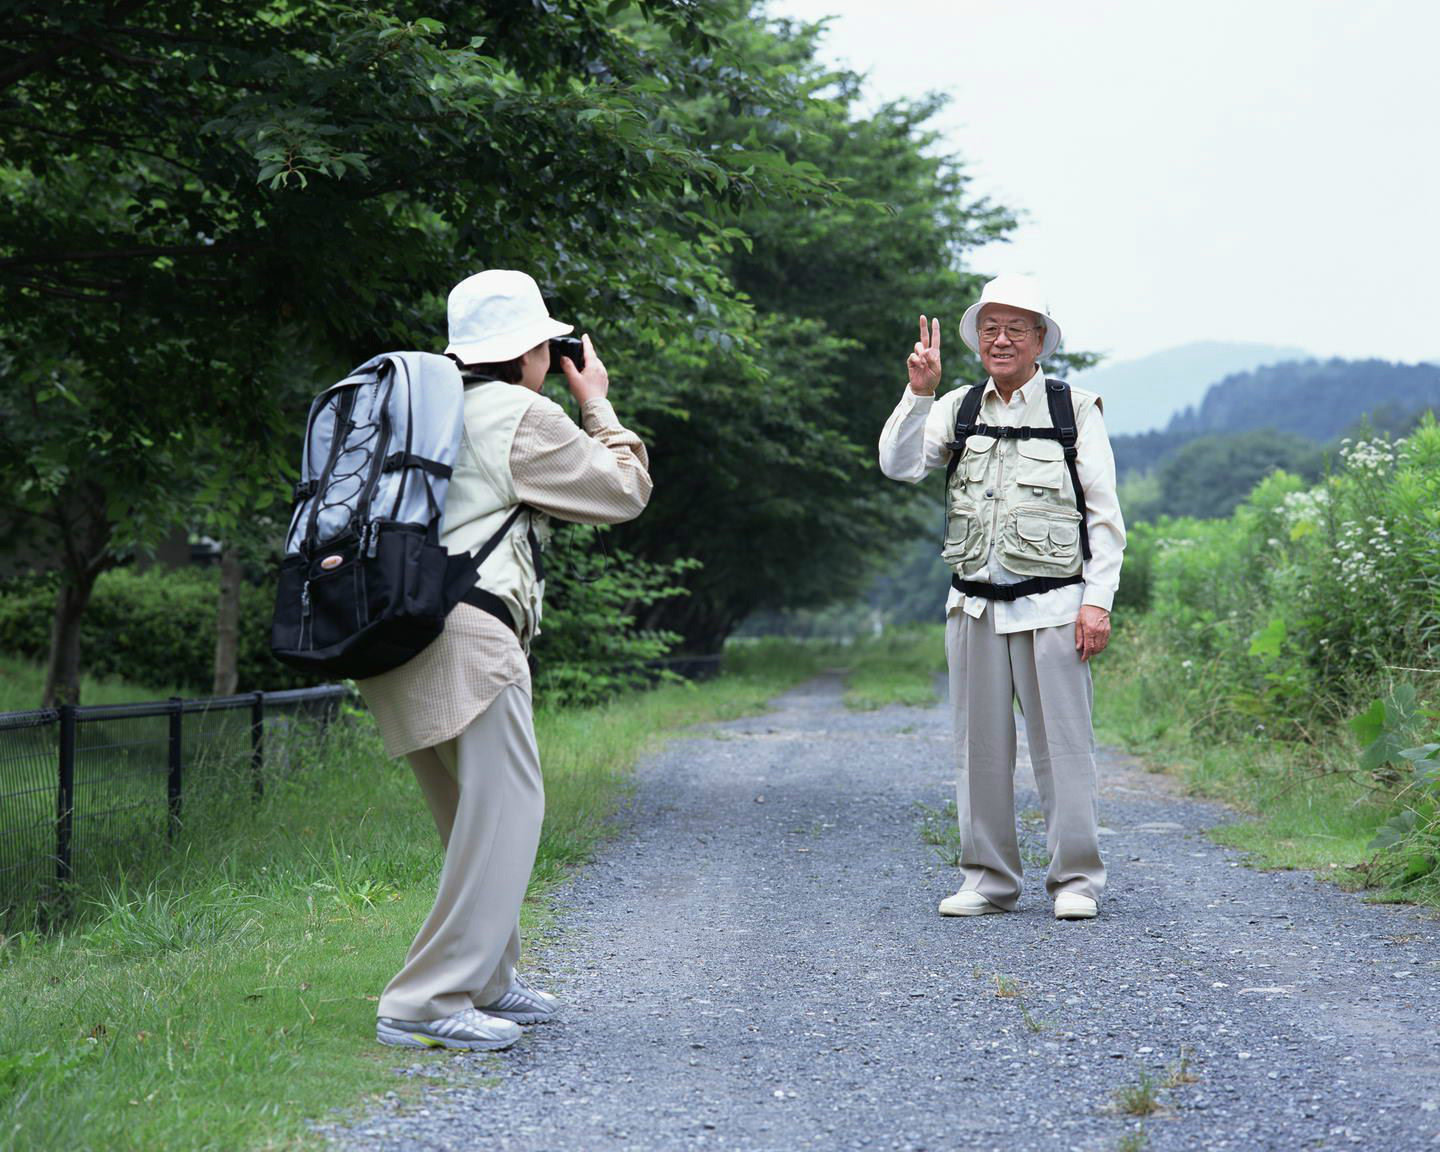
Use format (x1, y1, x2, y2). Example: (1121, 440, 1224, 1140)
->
(0, 567, 306, 698)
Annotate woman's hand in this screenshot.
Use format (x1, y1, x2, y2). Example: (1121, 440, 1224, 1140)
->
(907, 314, 942, 396)
(561, 333, 608, 405)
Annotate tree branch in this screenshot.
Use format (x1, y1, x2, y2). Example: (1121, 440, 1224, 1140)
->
(0, 117, 212, 180)
(4, 275, 131, 302)
(0, 240, 264, 270)
(0, 0, 152, 92)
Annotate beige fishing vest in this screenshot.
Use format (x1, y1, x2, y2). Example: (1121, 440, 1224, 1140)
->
(440, 381, 552, 650)
(942, 382, 1100, 581)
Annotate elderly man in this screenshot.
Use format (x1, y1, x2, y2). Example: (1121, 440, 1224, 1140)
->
(878, 274, 1125, 921)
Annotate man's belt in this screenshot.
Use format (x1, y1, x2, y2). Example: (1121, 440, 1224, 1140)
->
(951, 574, 1084, 602)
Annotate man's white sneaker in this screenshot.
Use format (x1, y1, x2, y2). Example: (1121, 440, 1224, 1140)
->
(376, 1006, 522, 1051)
(479, 972, 561, 1024)
(1054, 892, 1098, 920)
(938, 889, 1006, 917)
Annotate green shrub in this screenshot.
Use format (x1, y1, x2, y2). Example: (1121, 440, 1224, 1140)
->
(1, 534, 694, 705)
(1113, 520, 1160, 614)
(1356, 688, 1440, 897)
(531, 538, 692, 708)
(1128, 417, 1440, 736)
(1106, 415, 1440, 900)
(0, 567, 303, 696)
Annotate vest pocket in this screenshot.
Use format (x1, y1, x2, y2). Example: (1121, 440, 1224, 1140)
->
(962, 434, 996, 483)
(999, 501, 1082, 576)
(1014, 438, 1064, 492)
(941, 505, 986, 570)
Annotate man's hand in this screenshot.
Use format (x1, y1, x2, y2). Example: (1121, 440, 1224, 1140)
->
(906, 314, 942, 396)
(1074, 605, 1111, 662)
(560, 333, 608, 404)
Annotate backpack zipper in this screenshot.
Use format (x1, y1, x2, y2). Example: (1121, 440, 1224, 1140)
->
(355, 369, 395, 560)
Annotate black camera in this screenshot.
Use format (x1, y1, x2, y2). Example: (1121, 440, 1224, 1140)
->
(547, 337, 585, 375)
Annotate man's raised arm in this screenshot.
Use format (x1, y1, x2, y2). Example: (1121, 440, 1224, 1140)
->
(879, 313, 951, 482)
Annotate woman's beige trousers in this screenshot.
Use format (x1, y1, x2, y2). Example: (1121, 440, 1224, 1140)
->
(377, 684, 544, 1022)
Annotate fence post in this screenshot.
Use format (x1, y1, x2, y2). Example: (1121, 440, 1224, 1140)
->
(56, 703, 76, 889)
(250, 691, 265, 802)
(167, 697, 183, 837)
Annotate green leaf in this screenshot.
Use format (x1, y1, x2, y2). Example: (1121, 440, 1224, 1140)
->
(1349, 697, 1387, 746)
(1248, 617, 1286, 661)
(1367, 810, 1418, 853)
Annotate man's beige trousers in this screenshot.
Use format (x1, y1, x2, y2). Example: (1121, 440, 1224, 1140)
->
(377, 684, 544, 1022)
(945, 611, 1106, 909)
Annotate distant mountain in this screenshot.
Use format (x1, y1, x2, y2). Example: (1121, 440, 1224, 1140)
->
(1169, 358, 1440, 440)
(1072, 341, 1311, 435)
(1111, 358, 1440, 478)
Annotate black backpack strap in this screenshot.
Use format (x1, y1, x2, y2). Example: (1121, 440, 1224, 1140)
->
(382, 452, 452, 479)
(460, 587, 518, 635)
(443, 503, 529, 606)
(1044, 379, 1091, 561)
(945, 384, 988, 482)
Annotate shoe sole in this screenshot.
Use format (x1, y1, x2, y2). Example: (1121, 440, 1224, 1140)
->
(938, 902, 1006, 917)
(1054, 906, 1098, 920)
(483, 1008, 559, 1025)
(376, 1023, 519, 1051)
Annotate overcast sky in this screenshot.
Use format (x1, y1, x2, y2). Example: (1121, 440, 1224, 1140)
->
(764, 0, 1440, 368)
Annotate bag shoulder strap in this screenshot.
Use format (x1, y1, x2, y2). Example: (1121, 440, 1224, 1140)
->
(945, 384, 988, 482)
(1043, 378, 1092, 561)
(442, 503, 530, 605)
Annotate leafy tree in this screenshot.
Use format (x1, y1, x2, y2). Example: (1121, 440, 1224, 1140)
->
(1155, 430, 1322, 520)
(614, 12, 1027, 649)
(1, 0, 1037, 690)
(0, 0, 838, 702)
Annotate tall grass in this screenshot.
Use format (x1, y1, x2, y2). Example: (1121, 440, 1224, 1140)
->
(840, 626, 946, 710)
(1095, 629, 1391, 884)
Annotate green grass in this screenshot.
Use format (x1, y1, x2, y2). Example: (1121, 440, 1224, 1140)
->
(0, 640, 834, 1152)
(1113, 1069, 1163, 1117)
(917, 800, 964, 867)
(839, 626, 945, 711)
(1094, 632, 1395, 892)
(0, 653, 183, 712)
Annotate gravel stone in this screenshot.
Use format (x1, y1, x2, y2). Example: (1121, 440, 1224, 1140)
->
(318, 673, 1440, 1151)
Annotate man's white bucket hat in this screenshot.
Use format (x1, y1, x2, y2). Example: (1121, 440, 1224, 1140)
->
(959, 273, 1063, 360)
(444, 269, 573, 364)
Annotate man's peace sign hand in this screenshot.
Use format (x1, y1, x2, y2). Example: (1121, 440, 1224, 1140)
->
(907, 314, 942, 396)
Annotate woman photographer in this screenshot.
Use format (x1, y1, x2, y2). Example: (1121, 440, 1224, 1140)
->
(357, 270, 652, 1051)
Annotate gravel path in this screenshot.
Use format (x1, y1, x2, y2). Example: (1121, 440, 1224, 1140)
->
(321, 674, 1440, 1152)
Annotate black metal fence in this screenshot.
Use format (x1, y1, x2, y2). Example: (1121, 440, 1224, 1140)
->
(0, 685, 349, 925)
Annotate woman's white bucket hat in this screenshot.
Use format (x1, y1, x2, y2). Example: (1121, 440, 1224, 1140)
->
(444, 269, 573, 364)
(959, 273, 1063, 360)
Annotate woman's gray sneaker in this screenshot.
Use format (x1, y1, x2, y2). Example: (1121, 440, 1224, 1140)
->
(479, 973, 561, 1024)
(376, 1007, 522, 1051)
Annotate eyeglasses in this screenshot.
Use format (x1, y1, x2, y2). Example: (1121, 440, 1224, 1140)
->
(978, 322, 1041, 343)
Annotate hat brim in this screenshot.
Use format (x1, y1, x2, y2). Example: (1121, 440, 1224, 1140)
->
(959, 301, 1062, 359)
(445, 316, 574, 364)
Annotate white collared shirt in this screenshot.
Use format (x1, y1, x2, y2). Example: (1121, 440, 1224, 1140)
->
(877, 367, 1126, 634)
